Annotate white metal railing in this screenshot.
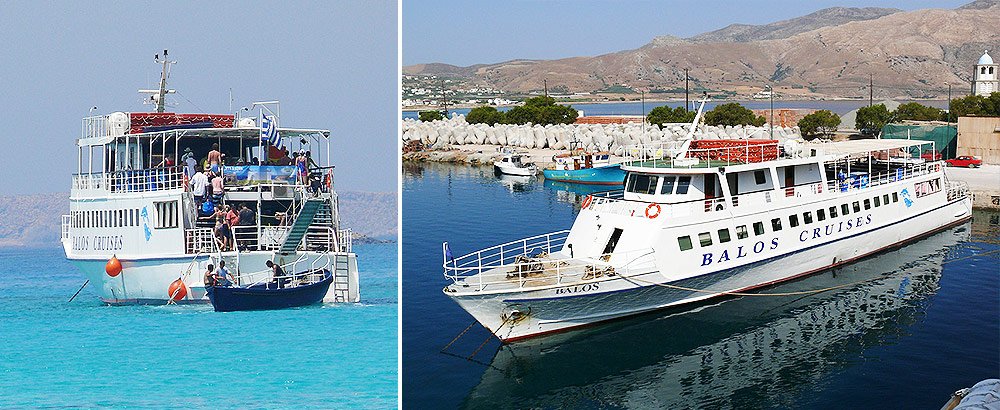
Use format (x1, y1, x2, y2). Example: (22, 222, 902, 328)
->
(81, 115, 110, 140)
(623, 141, 782, 169)
(585, 161, 944, 220)
(338, 229, 353, 253)
(186, 228, 218, 254)
(72, 166, 185, 194)
(946, 180, 970, 201)
(61, 215, 71, 240)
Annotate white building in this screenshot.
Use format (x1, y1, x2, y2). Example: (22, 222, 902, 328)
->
(972, 50, 998, 96)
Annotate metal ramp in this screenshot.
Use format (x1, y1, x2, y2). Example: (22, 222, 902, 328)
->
(279, 199, 325, 253)
(330, 254, 352, 302)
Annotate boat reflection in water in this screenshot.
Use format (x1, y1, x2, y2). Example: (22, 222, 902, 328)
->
(543, 179, 609, 206)
(497, 173, 536, 193)
(462, 224, 970, 409)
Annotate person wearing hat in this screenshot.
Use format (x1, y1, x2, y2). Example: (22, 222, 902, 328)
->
(181, 147, 197, 178)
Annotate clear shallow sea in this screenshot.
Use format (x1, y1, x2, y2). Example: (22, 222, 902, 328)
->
(0, 243, 397, 409)
(402, 162, 999, 409)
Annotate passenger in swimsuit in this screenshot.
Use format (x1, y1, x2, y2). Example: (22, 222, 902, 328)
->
(207, 143, 223, 174)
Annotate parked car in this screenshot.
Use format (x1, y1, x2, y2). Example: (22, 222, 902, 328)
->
(945, 156, 983, 168)
(920, 150, 943, 161)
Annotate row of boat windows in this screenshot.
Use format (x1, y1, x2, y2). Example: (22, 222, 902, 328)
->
(626, 174, 692, 195)
(677, 191, 899, 251)
(70, 201, 179, 230)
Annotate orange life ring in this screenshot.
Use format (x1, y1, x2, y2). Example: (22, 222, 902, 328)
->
(645, 203, 661, 219)
(581, 195, 593, 209)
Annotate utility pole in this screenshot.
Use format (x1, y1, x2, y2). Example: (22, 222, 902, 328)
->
(869, 73, 874, 107)
(544, 79, 548, 97)
(641, 90, 646, 137)
(684, 68, 690, 111)
(441, 79, 448, 118)
(768, 84, 774, 139)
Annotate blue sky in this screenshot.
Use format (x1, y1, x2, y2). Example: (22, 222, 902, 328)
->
(0, 1, 397, 194)
(403, 0, 970, 66)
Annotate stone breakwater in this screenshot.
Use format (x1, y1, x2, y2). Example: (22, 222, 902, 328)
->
(402, 115, 803, 156)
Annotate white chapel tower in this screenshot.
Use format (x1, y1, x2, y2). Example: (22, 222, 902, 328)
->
(972, 50, 999, 96)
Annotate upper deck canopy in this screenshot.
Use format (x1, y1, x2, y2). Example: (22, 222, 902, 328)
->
(77, 126, 331, 147)
(808, 139, 932, 157)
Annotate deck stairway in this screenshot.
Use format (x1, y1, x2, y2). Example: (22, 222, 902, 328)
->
(329, 254, 352, 302)
(279, 199, 327, 253)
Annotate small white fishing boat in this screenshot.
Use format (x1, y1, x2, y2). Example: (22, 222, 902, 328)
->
(493, 147, 537, 176)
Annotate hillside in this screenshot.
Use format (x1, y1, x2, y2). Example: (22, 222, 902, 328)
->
(404, 2, 1000, 99)
(0, 191, 397, 248)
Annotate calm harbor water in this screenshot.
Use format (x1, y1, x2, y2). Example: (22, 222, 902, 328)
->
(402, 162, 999, 409)
(402, 100, 949, 119)
(0, 243, 398, 409)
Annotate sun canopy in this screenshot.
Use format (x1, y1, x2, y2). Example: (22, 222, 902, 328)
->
(807, 139, 934, 157)
(77, 127, 330, 147)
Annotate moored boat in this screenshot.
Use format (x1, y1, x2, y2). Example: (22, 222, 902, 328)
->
(493, 147, 537, 176)
(207, 269, 333, 312)
(541, 150, 625, 185)
(442, 97, 973, 343)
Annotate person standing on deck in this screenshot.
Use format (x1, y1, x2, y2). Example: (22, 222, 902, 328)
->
(210, 170, 225, 203)
(182, 148, 197, 178)
(295, 150, 308, 185)
(238, 204, 255, 226)
(216, 260, 233, 287)
(190, 168, 210, 204)
(207, 143, 224, 174)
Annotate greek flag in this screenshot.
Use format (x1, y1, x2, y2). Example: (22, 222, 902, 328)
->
(260, 113, 281, 147)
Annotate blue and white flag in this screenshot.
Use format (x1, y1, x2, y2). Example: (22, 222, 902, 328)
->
(260, 113, 281, 147)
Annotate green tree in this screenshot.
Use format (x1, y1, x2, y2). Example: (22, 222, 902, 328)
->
(418, 110, 444, 122)
(855, 104, 893, 136)
(948, 93, 1000, 118)
(893, 102, 944, 121)
(466, 106, 503, 125)
(646, 106, 695, 128)
(797, 110, 841, 137)
(501, 97, 579, 125)
(523, 95, 556, 108)
(537, 105, 579, 124)
(703, 102, 766, 127)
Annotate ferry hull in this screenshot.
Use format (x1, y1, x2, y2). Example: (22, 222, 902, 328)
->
(542, 164, 625, 185)
(448, 197, 972, 342)
(67, 251, 359, 305)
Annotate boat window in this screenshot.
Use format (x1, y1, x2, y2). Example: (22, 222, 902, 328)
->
(883, 194, 890, 205)
(829, 206, 838, 218)
(153, 201, 179, 229)
(660, 176, 676, 194)
(817, 209, 826, 221)
(678, 235, 693, 251)
(789, 214, 799, 228)
(736, 225, 748, 239)
(771, 218, 783, 231)
(676, 176, 692, 194)
(625, 174, 658, 195)
(718, 228, 731, 243)
(853, 202, 861, 213)
(602, 228, 624, 255)
(626, 174, 636, 192)
(892, 192, 898, 203)
(698, 232, 713, 247)
(803, 211, 813, 224)
(754, 170, 766, 185)
(874, 196, 881, 207)
(864, 199, 871, 210)
(842, 204, 850, 215)
(753, 222, 765, 236)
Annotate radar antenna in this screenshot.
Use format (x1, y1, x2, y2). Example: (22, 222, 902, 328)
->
(139, 49, 176, 113)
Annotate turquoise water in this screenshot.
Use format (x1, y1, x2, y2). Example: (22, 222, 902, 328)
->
(0, 243, 397, 409)
(403, 162, 999, 409)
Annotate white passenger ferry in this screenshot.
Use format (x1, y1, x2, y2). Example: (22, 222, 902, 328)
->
(61, 53, 359, 305)
(443, 104, 972, 342)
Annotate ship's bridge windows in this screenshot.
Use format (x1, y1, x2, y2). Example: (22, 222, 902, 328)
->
(660, 176, 676, 194)
(754, 170, 766, 185)
(753, 222, 765, 236)
(676, 176, 691, 194)
(677, 235, 693, 251)
(728, 169, 774, 196)
(626, 174, 659, 195)
(698, 232, 713, 247)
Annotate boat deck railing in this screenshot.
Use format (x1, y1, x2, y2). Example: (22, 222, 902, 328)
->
(60, 215, 71, 241)
(443, 233, 656, 292)
(946, 180, 970, 201)
(187, 224, 345, 255)
(622, 141, 782, 169)
(585, 161, 943, 220)
(228, 254, 332, 289)
(72, 166, 185, 197)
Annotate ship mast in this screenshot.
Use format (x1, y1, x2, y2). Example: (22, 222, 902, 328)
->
(139, 49, 176, 112)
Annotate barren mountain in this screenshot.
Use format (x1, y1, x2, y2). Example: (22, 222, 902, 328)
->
(689, 7, 901, 43)
(405, 2, 1000, 99)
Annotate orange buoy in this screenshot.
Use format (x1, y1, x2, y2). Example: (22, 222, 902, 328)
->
(105, 256, 122, 277)
(167, 279, 187, 301)
(581, 195, 593, 209)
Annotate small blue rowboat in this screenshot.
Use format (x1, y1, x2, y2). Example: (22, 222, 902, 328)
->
(207, 269, 333, 312)
(542, 164, 625, 185)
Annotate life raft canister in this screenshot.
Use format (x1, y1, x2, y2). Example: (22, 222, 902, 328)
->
(645, 203, 662, 219)
(582, 195, 593, 209)
(105, 255, 122, 277)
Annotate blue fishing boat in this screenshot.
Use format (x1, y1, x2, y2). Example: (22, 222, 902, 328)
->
(542, 150, 625, 185)
(207, 269, 333, 312)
